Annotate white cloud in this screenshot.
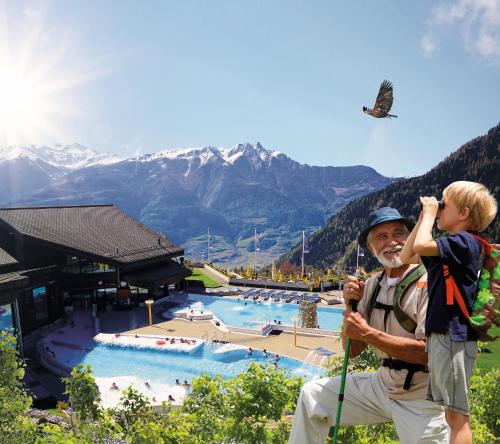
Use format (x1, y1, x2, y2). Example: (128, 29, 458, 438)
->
(422, 0, 500, 62)
(421, 35, 437, 57)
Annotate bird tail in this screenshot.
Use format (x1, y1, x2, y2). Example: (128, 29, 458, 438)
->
(388, 114, 398, 118)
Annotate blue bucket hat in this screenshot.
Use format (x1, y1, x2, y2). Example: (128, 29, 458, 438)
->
(358, 207, 414, 250)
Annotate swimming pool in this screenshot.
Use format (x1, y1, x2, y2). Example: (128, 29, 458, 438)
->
(63, 342, 325, 385)
(173, 294, 343, 331)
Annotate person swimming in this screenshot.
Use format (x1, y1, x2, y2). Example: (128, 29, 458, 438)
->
(110, 382, 119, 390)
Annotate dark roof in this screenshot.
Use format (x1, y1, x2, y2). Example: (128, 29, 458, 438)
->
(0, 247, 17, 267)
(0, 205, 183, 265)
(122, 260, 190, 288)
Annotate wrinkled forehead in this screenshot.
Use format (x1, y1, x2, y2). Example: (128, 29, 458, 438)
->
(369, 221, 407, 238)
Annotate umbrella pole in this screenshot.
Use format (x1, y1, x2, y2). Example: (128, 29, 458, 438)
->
(331, 299, 358, 443)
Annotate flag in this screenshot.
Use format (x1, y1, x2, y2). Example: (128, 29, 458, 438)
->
(255, 228, 261, 251)
(303, 231, 310, 254)
(208, 228, 213, 250)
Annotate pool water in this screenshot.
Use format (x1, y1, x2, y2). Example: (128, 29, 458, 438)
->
(178, 294, 343, 331)
(69, 343, 326, 385)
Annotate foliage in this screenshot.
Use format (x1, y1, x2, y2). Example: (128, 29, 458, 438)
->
(181, 363, 302, 443)
(299, 301, 318, 328)
(62, 364, 102, 423)
(0, 331, 37, 444)
(469, 368, 500, 443)
(116, 385, 152, 431)
(1, 330, 498, 443)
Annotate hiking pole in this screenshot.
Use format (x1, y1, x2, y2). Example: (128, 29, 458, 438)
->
(331, 298, 358, 444)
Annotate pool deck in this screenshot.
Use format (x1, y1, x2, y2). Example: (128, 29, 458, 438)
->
(124, 299, 345, 363)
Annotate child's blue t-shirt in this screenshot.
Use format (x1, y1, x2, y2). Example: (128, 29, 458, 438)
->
(421, 231, 481, 341)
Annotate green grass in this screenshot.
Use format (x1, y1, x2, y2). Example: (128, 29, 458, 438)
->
(185, 268, 221, 288)
(477, 327, 500, 371)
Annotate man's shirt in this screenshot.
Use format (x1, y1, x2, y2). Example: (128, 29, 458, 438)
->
(358, 265, 428, 400)
(421, 231, 481, 341)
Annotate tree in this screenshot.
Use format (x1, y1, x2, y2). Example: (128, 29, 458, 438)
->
(299, 301, 318, 328)
(62, 364, 102, 424)
(0, 331, 37, 444)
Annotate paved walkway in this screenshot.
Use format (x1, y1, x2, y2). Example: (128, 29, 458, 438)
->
(125, 316, 344, 363)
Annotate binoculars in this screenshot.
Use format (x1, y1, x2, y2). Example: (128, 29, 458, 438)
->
(420, 200, 446, 209)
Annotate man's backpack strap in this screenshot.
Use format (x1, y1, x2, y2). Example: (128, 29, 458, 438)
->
(367, 265, 426, 334)
(366, 271, 385, 326)
(393, 264, 427, 334)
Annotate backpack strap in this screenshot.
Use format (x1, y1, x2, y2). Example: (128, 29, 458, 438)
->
(367, 265, 426, 333)
(468, 233, 493, 255)
(366, 271, 385, 326)
(443, 264, 471, 321)
(393, 264, 427, 333)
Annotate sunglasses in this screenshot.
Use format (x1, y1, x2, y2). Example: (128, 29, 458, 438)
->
(438, 200, 446, 209)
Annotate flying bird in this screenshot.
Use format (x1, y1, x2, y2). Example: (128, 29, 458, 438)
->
(363, 80, 398, 118)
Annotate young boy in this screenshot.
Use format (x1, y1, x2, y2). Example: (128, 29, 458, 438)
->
(400, 181, 497, 444)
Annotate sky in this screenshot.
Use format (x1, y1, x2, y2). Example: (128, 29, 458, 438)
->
(0, 0, 499, 177)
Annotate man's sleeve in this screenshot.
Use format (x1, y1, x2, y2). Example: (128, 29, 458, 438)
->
(414, 277, 428, 340)
(356, 277, 374, 320)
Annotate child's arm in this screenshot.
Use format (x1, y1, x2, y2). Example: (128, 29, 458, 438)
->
(413, 196, 440, 257)
(400, 213, 422, 264)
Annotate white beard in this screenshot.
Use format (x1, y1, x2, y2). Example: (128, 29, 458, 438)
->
(375, 249, 405, 269)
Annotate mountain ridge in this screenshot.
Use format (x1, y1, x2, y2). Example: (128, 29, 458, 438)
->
(0, 142, 391, 264)
(282, 123, 500, 271)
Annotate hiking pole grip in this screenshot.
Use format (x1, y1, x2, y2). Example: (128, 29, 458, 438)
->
(349, 298, 358, 312)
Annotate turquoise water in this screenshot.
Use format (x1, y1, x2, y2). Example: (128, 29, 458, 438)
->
(178, 294, 343, 331)
(67, 343, 326, 385)
(0, 306, 13, 331)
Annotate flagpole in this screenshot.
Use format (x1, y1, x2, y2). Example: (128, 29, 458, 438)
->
(207, 228, 210, 264)
(301, 230, 305, 279)
(254, 228, 257, 276)
(356, 244, 359, 272)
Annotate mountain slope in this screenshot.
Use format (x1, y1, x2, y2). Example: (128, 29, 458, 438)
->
(2, 143, 391, 264)
(283, 123, 500, 271)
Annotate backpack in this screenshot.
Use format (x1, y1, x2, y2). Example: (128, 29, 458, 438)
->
(443, 234, 500, 341)
(367, 264, 427, 333)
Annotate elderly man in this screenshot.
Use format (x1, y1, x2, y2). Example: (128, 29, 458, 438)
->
(288, 207, 449, 444)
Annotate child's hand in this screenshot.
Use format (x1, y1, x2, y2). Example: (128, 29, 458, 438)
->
(419, 196, 439, 218)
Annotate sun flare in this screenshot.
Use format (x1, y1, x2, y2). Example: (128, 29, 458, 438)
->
(0, 6, 113, 147)
(0, 69, 44, 144)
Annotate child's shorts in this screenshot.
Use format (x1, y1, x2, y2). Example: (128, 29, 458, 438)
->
(426, 332, 477, 415)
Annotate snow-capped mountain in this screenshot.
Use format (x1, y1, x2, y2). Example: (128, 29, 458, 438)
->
(1, 142, 391, 264)
(0, 143, 122, 170)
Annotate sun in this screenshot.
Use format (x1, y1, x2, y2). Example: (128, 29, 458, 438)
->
(0, 6, 114, 147)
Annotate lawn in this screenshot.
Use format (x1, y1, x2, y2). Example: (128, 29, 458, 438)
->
(185, 268, 221, 288)
(476, 326, 500, 371)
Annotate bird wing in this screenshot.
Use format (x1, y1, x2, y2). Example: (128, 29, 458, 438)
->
(372, 80, 394, 115)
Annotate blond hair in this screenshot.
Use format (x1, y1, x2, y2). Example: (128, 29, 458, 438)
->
(443, 181, 497, 231)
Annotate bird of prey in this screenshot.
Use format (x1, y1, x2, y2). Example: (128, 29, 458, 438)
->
(362, 80, 398, 118)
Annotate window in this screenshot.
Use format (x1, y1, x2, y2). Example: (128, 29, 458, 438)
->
(0, 303, 14, 332)
(65, 255, 116, 274)
(33, 287, 49, 321)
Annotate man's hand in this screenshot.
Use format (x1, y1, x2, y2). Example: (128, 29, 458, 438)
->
(343, 275, 365, 310)
(343, 310, 371, 342)
(419, 196, 439, 219)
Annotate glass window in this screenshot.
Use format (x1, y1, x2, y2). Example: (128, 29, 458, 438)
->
(0, 303, 14, 332)
(33, 287, 49, 321)
(65, 255, 80, 274)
